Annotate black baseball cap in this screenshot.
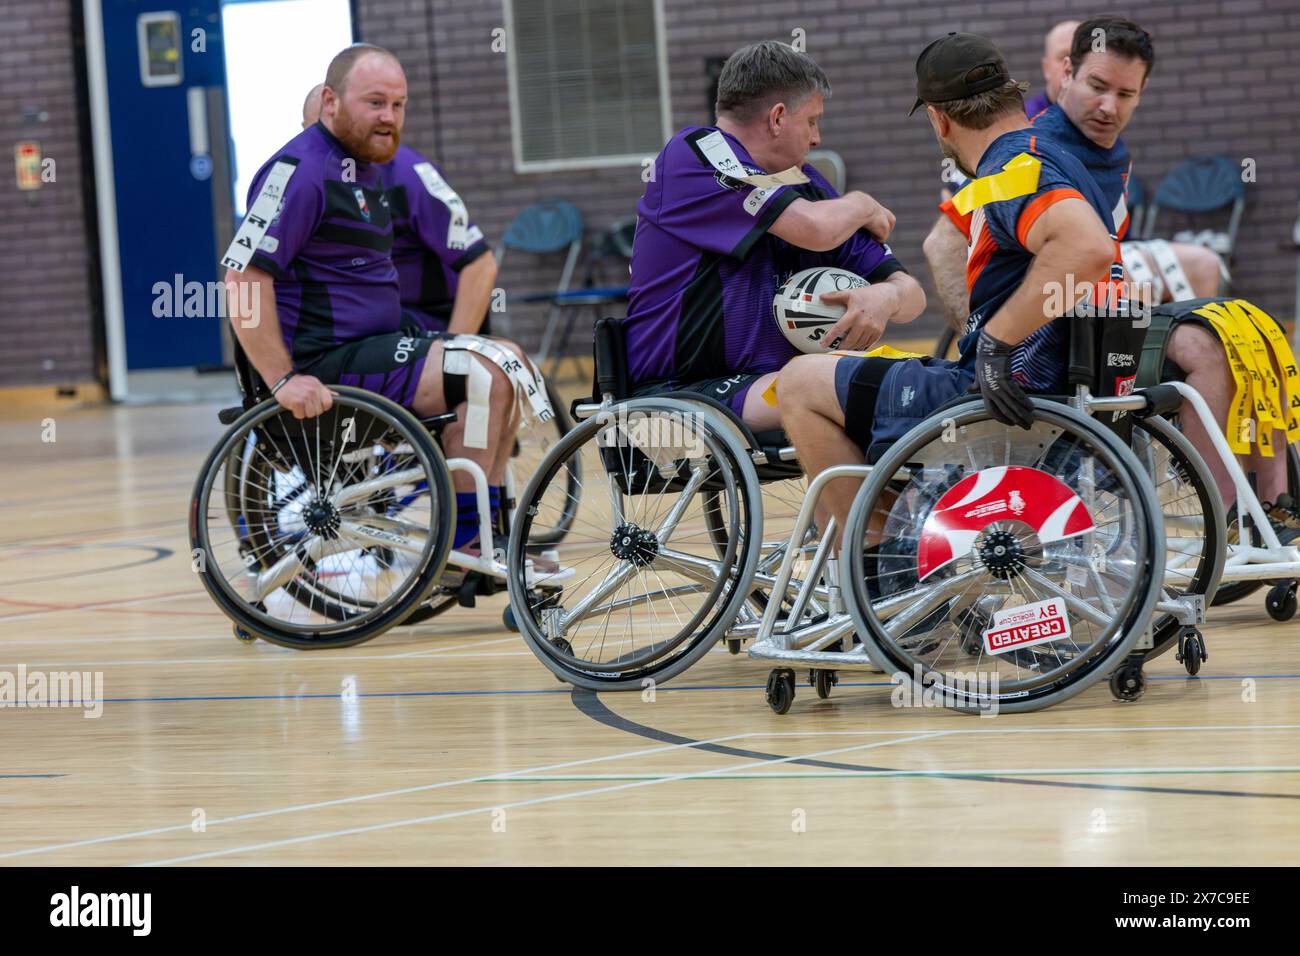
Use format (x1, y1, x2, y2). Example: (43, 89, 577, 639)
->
(909, 32, 1011, 115)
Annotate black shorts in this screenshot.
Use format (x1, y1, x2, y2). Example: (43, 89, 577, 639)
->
(299, 330, 451, 408)
(630, 373, 764, 415)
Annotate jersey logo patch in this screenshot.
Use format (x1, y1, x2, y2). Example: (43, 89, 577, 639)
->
(354, 188, 371, 221)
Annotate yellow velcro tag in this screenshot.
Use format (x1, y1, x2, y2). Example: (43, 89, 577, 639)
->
(1233, 299, 1300, 445)
(1195, 304, 1277, 455)
(949, 153, 1042, 216)
(1222, 300, 1283, 434)
(759, 346, 930, 407)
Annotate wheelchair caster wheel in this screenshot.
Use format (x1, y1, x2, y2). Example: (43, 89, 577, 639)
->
(503, 606, 519, 633)
(1176, 629, 1207, 676)
(765, 668, 796, 715)
(811, 669, 837, 699)
(233, 624, 257, 645)
(1109, 661, 1146, 702)
(727, 639, 742, 655)
(1266, 583, 1297, 622)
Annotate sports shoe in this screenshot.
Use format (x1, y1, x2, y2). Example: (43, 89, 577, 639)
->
(1225, 502, 1300, 547)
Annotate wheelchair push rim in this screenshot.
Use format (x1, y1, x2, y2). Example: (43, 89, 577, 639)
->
(191, 386, 454, 649)
(843, 399, 1165, 713)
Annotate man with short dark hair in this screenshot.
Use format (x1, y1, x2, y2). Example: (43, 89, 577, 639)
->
(922, 19, 1288, 519)
(625, 40, 926, 531)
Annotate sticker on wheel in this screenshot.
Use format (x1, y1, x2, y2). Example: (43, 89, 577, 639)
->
(982, 597, 1072, 655)
(916, 465, 1095, 580)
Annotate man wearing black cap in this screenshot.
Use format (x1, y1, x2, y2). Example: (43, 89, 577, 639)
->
(781, 32, 1119, 493)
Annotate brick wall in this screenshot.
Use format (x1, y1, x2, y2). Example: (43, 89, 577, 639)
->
(0, 1, 96, 387)
(357, 0, 1300, 352)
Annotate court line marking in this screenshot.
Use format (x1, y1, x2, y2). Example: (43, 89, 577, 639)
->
(4, 722, 1292, 862)
(485, 766, 1300, 781)
(0, 728, 805, 861)
(132, 732, 953, 866)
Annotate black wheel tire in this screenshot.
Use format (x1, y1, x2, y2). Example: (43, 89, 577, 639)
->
(1266, 583, 1297, 622)
(727, 639, 742, 655)
(814, 669, 836, 699)
(766, 669, 795, 715)
(1182, 633, 1204, 676)
(233, 624, 257, 645)
(518, 380, 580, 547)
(504, 605, 519, 632)
(1109, 664, 1147, 702)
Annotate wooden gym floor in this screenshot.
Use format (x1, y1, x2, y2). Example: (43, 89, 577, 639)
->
(3, 377, 1300, 867)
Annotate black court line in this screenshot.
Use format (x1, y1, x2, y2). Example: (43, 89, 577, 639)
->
(572, 689, 1300, 802)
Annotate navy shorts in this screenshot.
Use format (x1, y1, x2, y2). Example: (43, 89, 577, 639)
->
(835, 355, 976, 453)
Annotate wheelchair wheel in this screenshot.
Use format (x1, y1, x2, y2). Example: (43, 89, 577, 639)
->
(1212, 442, 1300, 607)
(843, 398, 1165, 714)
(227, 433, 460, 627)
(508, 379, 579, 547)
(506, 398, 761, 689)
(1131, 415, 1225, 660)
(192, 387, 454, 649)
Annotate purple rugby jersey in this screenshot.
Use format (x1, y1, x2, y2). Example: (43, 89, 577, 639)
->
(384, 145, 489, 330)
(624, 126, 905, 396)
(242, 122, 401, 363)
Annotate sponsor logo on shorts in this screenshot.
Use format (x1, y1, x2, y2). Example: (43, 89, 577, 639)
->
(1106, 352, 1135, 367)
(394, 336, 418, 364)
(900, 385, 915, 407)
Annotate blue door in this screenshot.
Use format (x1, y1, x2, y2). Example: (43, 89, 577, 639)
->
(100, 1, 229, 370)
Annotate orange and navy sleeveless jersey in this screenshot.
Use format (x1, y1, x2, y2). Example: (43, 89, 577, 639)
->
(939, 128, 1123, 391)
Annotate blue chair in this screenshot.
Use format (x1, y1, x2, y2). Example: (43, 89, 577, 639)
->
(494, 200, 584, 342)
(1147, 155, 1246, 262)
(539, 217, 637, 380)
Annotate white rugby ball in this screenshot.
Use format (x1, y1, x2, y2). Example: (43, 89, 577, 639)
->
(773, 267, 869, 353)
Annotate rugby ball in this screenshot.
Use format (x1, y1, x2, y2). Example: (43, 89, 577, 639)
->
(773, 267, 869, 353)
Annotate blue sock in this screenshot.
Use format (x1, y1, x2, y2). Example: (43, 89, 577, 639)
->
(453, 492, 479, 549)
(489, 486, 502, 531)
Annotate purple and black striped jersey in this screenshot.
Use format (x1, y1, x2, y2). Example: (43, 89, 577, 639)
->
(243, 122, 400, 363)
(384, 145, 489, 329)
(624, 126, 905, 389)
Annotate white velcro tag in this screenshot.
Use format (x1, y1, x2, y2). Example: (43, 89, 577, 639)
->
(445, 335, 554, 424)
(696, 130, 809, 190)
(412, 162, 472, 250)
(463, 357, 493, 449)
(1145, 238, 1194, 302)
(221, 159, 297, 272)
(1121, 241, 1163, 302)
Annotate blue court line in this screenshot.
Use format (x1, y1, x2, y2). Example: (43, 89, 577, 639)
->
(94, 672, 1300, 705)
(0, 774, 64, 779)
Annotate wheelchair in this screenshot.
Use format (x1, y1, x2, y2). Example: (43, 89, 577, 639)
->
(505, 311, 1225, 712)
(190, 342, 575, 649)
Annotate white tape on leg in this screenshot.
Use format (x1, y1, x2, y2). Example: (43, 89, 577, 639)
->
(443, 335, 554, 424)
(463, 357, 493, 450)
(1145, 238, 1194, 302)
(1121, 241, 1164, 303)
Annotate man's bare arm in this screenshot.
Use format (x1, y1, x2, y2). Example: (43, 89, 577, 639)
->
(983, 198, 1116, 345)
(446, 251, 498, 336)
(770, 192, 895, 251)
(225, 265, 333, 418)
(922, 215, 970, 331)
(226, 265, 292, 382)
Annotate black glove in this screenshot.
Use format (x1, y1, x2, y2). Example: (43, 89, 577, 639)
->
(974, 330, 1035, 429)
